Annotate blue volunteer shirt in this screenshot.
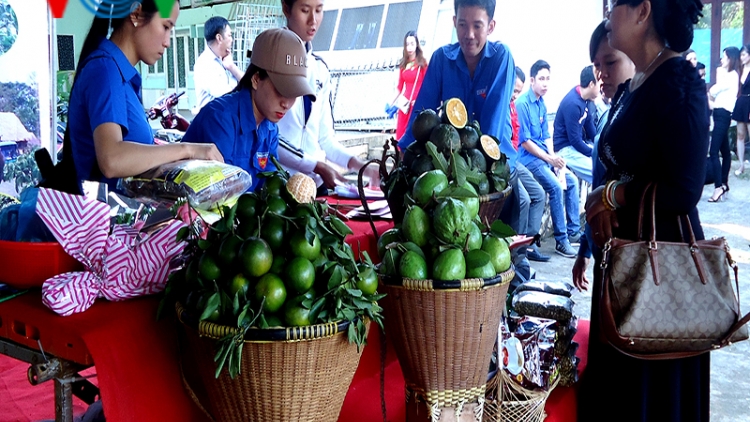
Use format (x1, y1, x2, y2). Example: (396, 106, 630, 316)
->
(398, 41, 517, 168)
(182, 88, 278, 192)
(68, 38, 154, 192)
(516, 89, 550, 167)
(552, 86, 594, 156)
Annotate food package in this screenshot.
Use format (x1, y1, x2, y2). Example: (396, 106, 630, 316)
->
(557, 342, 580, 387)
(514, 280, 575, 297)
(501, 315, 559, 391)
(118, 160, 252, 210)
(555, 316, 579, 355)
(512, 290, 574, 322)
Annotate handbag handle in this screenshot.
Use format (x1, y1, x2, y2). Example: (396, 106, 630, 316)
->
(408, 66, 421, 105)
(636, 183, 710, 286)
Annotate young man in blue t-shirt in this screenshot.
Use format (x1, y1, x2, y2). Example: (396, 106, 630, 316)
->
(398, 0, 516, 168)
(398, 0, 522, 232)
(552, 65, 599, 184)
(516, 60, 580, 258)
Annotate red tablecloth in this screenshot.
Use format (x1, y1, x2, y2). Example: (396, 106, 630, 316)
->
(0, 196, 588, 421)
(0, 199, 396, 422)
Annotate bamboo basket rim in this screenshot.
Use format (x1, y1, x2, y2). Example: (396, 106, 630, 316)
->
(176, 302, 351, 343)
(379, 266, 515, 291)
(478, 184, 512, 203)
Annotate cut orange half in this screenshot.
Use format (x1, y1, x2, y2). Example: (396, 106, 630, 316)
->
(443, 98, 468, 129)
(479, 135, 502, 161)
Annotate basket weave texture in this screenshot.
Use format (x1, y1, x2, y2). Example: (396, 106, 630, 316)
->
(477, 185, 513, 225)
(380, 268, 514, 418)
(483, 370, 557, 422)
(176, 304, 366, 422)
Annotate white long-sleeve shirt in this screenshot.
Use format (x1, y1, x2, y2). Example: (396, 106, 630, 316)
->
(192, 46, 238, 114)
(710, 67, 739, 113)
(276, 44, 353, 187)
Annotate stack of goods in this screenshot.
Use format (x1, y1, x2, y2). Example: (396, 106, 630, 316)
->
(375, 98, 516, 420)
(167, 171, 385, 422)
(508, 280, 579, 388)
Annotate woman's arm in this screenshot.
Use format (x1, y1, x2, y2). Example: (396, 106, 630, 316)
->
(93, 123, 223, 178)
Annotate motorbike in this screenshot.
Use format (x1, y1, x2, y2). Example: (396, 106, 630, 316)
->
(147, 91, 190, 144)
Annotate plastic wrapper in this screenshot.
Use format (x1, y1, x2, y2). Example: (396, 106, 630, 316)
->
(501, 315, 559, 391)
(35, 188, 187, 316)
(514, 280, 575, 297)
(118, 160, 252, 210)
(512, 290, 574, 322)
(555, 316, 579, 355)
(557, 342, 580, 387)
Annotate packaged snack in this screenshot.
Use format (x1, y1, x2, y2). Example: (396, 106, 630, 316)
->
(118, 160, 252, 210)
(514, 280, 575, 297)
(501, 315, 559, 391)
(557, 342, 580, 387)
(512, 290, 574, 322)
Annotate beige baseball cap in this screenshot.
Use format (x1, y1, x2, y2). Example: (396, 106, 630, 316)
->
(250, 28, 316, 101)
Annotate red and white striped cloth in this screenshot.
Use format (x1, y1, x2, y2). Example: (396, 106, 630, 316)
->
(35, 188, 187, 316)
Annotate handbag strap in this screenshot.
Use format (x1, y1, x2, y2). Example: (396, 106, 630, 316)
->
(408, 66, 421, 102)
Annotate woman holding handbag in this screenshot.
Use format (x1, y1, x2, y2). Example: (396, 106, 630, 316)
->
(393, 31, 428, 140)
(580, 0, 712, 421)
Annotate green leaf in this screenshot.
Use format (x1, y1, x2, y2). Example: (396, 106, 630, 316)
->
(197, 239, 212, 250)
(199, 292, 220, 321)
(361, 251, 374, 266)
(176, 227, 189, 242)
(342, 308, 356, 321)
(352, 297, 373, 310)
(230, 340, 244, 378)
(301, 298, 313, 309)
(490, 220, 516, 238)
(454, 154, 468, 186)
(346, 288, 363, 297)
(425, 141, 449, 174)
(232, 292, 240, 316)
(437, 186, 477, 199)
(329, 216, 354, 237)
(327, 266, 344, 290)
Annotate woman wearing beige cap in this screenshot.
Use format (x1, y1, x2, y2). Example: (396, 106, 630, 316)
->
(183, 28, 315, 191)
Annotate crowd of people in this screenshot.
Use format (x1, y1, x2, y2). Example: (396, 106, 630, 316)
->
(50, 0, 722, 420)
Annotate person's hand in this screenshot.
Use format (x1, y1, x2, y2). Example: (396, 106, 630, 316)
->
(585, 186, 619, 247)
(548, 154, 566, 169)
(364, 164, 381, 188)
(572, 255, 590, 292)
(314, 161, 346, 188)
(222, 53, 235, 69)
(185, 143, 224, 163)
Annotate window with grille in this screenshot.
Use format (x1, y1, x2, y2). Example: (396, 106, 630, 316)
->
(381, 1, 423, 48)
(334, 5, 384, 50)
(312, 10, 339, 52)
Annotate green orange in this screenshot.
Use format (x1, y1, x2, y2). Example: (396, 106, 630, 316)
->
(255, 273, 287, 313)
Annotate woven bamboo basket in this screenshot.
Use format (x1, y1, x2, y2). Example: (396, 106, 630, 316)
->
(477, 185, 513, 225)
(176, 303, 367, 422)
(483, 369, 558, 422)
(379, 267, 515, 421)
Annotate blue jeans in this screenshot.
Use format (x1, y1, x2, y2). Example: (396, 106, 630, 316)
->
(526, 159, 580, 243)
(558, 146, 593, 185)
(516, 163, 545, 237)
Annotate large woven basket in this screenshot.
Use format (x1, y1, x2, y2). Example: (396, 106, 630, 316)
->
(176, 303, 367, 422)
(483, 369, 557, 422)
(477, 185, 513, 225)
(379, 268, 515, 420)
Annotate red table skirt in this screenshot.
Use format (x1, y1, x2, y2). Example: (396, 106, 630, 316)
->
(0, 197, 588, 421)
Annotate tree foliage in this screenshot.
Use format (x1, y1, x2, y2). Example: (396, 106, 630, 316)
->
(0, 81, 41, 137)
(0, 1, 18, 55)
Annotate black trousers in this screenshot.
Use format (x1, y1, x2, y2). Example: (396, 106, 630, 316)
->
(709, 108, 732, 188)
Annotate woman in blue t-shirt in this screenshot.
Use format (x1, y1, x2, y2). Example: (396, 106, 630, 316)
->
(62, 0, 222, 193)
(182, 28, 315, 192)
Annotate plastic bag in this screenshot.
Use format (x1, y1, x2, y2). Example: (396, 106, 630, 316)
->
(501, 315, 559, 391)
(512, 290, 575, 322)
(118, 160, 251, 210)
(514, 280, 575, 297)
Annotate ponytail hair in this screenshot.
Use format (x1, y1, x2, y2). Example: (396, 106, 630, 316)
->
(76, 0, 162, 75)
(616, 0, 702, 53)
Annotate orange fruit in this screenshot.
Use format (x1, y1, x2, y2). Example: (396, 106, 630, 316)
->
(356, 266, 379, 295)
(236, 193, 258, 221)
(217, 235, 243, 267)
(198, 254, 221, 281)
(283, 297, 312, 326)
(254, 273, 287, 313)
(289, 231, 321, 260)
(284, 257, 316, 294)
(227, 273, 251, 298)
(239, 237, 273, 278)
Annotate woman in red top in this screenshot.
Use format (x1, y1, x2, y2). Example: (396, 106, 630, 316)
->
(393, 31, 428, 140)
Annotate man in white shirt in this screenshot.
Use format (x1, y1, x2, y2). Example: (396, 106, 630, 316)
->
(276, 0, 376, 194)
(192, 17, 244, 114)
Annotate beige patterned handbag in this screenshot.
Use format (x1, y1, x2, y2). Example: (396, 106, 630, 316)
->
(600, 183, 750, 359)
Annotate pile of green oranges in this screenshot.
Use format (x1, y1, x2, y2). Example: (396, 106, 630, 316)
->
(170, 171, 382, 332)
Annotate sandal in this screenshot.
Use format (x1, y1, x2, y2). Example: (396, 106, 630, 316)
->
(735, 168, 745, 177)
(708, 186, 727, 203)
